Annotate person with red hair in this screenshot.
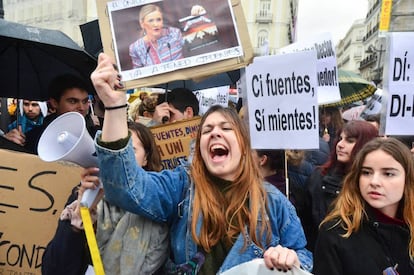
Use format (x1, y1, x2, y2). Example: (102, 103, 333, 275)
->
(300, 120, 378, 251)
(85, 53, 313, 274)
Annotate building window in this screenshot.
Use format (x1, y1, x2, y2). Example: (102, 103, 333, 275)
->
(259, 0, 271, 17)
(257, 30, 268, 48)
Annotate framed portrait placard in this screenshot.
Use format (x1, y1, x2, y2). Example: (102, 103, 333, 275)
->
(96, 0, 253, 89)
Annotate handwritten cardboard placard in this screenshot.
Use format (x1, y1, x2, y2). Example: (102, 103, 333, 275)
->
(150, 117, 201, 169)
(96, 0, 253, 89)
(0, 149, 81, 275)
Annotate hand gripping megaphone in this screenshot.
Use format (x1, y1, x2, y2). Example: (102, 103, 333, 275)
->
(37, 111, 103, 208)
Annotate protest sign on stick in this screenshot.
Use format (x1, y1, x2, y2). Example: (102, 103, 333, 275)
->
(245, 51, 319, 150)
(96, 0, 253, 89)
(279, 33, 341, 105)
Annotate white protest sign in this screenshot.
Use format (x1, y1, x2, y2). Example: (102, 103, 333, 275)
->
(194, 86, 229, 115)
(279, 32, 341, 105)
(246, 51, 319, 149)
(385, 32, 414, 135)
(221, 259, 312, 275)
(361, 88, 384, 118)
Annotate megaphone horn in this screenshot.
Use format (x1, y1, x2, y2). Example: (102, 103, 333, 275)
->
(38, 112, 102, 208)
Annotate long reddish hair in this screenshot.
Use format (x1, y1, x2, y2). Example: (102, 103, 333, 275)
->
(190, 105, 271, 252)
(320, 120, 378, 175)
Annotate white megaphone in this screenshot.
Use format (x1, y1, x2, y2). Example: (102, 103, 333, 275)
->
(38, 111, 103, 208)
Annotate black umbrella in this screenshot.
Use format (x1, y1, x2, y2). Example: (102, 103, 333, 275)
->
(0, 19, 97, 101)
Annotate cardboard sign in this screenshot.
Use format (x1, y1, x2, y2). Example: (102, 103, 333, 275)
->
(96, 0, 253, 89)
(150, 117, 201, 169)
(0, 149, 82, 275)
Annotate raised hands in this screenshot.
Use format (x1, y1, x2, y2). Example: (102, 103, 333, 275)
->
(90, 53, 129, 142)
(90, 53, 125, 108)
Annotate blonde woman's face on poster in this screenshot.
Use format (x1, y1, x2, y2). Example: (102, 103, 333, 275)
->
(141, 10, 164, 40)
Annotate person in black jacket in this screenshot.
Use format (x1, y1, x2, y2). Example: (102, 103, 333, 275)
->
(313, 137, 414, 275)
(300, 120, 378, 251)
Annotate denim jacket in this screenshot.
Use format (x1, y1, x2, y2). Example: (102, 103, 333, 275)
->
(95, 137, 313, 273)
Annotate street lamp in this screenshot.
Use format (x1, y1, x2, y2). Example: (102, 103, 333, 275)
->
(365, 44, 385, 85)
(0, 0, 3, 19)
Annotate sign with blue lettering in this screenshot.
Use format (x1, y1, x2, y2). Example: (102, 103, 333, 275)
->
(194, 86, 230, 115)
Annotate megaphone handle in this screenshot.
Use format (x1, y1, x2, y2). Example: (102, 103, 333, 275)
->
(80, 181, 103, 208)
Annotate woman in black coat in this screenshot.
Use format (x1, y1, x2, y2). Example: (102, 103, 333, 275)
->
(313, 138, 414, 275)
(300, 120, 378, 251)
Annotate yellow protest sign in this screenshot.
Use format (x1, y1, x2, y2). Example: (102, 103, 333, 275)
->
(150, 117, 201, 170)
(379, 0, 393, 33)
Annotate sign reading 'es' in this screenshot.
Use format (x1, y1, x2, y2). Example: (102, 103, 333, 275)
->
(0, 149, 81, 275)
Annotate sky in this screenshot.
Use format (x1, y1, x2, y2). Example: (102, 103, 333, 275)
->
(296, 0, 369, 45)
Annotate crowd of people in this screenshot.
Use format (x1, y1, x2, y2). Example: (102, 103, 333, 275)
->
(1, 74, 101, 155)
(1, 51, 414, 274)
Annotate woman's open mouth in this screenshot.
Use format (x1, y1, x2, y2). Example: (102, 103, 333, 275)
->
(210, 144, 229, 162)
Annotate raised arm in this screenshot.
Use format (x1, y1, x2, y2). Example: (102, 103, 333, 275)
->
(90, 53, 128, 142)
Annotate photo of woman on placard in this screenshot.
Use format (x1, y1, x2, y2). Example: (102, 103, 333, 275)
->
(129, 4, 184, 68)
(107, 0, 242, 78)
